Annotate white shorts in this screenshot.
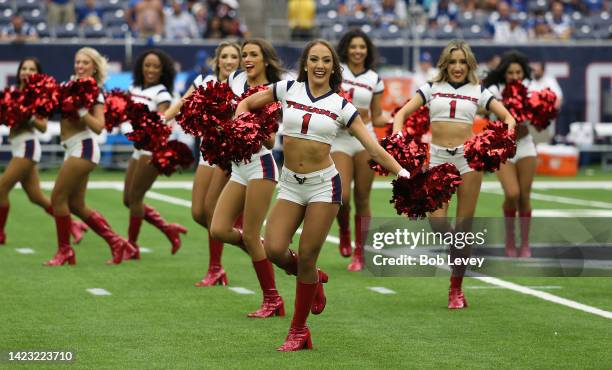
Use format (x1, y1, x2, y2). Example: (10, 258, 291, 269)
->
(230, 150, 278, 186)
(429, 143, 473, 175)
(62, 130, 100, 164)
(508, 134, 537, 164)
(277, 164, 342, 206)
(132, 148, 152, 160)
(10, 132, 41, 163)
(198, 153, 215, 168)
(330, 123, 375, 156)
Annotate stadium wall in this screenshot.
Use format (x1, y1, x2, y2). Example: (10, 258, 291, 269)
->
(1, 41, 611, 135)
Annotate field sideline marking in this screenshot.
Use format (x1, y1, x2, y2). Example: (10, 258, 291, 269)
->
(228, 287, 255, 295)
(86, 288, 112, 296)
(32, 180, 612, 191)
(116, 190, 612, 320)
(15, 248, 35, 254)
(368, 287, 396, 294)
(467, 285, 562, 290)
(483, 188, 612, 209)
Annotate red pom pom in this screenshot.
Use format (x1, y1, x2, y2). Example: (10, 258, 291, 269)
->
(150, 140, 195, 176)
(126, 102, 171, 152)
(338, 89, 353, 103)
(502, 81, 529, 123)
(0, 86, 29, 127)
(104, 89, 132, 131)
(237, 85, 281, 137)
(59, 77, 100, 120)
(391, 163, 462, 219)
(527, 88, 558, 131)
(22, 73, 59, 119)
(225, 112, 267, 164)
(389, 104, 430, 139)
(176, 81, 234, 137)
(369, 133, 428, 177)
(464, 120, 517, 172)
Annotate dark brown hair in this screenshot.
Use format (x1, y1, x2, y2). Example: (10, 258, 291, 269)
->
(241, 38, 284, 83)
(297, 39, 343, 93)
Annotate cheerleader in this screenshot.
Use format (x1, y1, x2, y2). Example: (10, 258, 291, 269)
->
(46, 47, 135, 266)
(393, 40, 516, 308)
(237, 39, 408, 351)
(484, 51, 541, 258)
(332, 29, 389, 271)
(0, 58, 88, 245)
(208, 39, 285, 317)
(122, 49, 187, 260)
(165, 41, 241, 286)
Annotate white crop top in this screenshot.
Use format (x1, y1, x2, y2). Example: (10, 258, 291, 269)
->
(340, 64, 384, 110)
(192, 74, 217, 89)
(417, 81, 495, 125)
(274, 80, 359, 145)
(129, 83, 172, 112)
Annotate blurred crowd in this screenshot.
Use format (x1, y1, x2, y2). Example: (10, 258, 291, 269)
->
(0, 0, 248, 41)
(0, 0, 610, 42)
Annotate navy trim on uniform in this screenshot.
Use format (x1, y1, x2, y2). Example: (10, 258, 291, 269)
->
(286, 80, 295, 91)
(348, 67, 368, 78)
(486, 96, 495, 111)
(157, 100, 172, 106)
(373, 90, 384, 95)
(24, 139, 34, 159)
(346, 110, 359, 128)
(428, 82, 433, 87)
(260, 154, 277, 181)
(331, 174, 342, 203)
(342, 98, 348, 108)
(448, 81, 469, 89)
(272, 82, 278, 101)
(156, 89, 169, 95)
(81, 138, 93, 160)
(416, 89, 426, 103)
(480, 85, 485, 92)
(305, 83, 335, 103)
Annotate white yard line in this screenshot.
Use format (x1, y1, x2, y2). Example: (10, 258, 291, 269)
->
(228, 287, 255, 295)
(466, 285, 562, 290)
(30, 180, 612, 191)
(368, 287, 397, 294)
(15, 248, 35, 254)
(86, 288, 112, 296)
(483, 188, 612, 209)
(113, 190, 612, 320)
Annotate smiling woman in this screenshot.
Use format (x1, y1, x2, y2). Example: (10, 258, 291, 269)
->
(235, 39, 408, 351)
(392, 40, 516, 309)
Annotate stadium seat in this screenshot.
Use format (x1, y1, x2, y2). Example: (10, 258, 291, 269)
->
(462, 24, 491, 40)
(527, 0, 548, 13)
(15, 0, 40, 12)
(107, 24, 130, 39)
(372, 25, 404, 40)
(102, 9, 125, 27)
(573, 25, 595, 39)
(595, 25, 611, 39)
(588, 12, 611, 30)
(316, 0, 337, 15)
(22, 8, 45, 24)
(0, 0, 11, 12)
(83, 24, 106, 38)
(435, 25, 461, 40)
(54, 23, 79, 38)
(0, 8, 12, 23)
(36, 22, 51, 38)
(98, 0, 124, 12)
(345, 12, 370, 27)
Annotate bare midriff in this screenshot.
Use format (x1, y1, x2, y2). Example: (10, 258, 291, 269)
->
(60, 117, 88, 141)
(283, 136, 334, 174)
(431, 121, 474, 148)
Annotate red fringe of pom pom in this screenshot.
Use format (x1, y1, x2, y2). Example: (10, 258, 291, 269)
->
(126, 102, 171, 152)
(369, 133, 428, 177)
(104, 89, 132, 131)
(527, 88, 558, 131)
(0, 86, 29, 128)
(59, 77, 100, 120)
(150, 140, 194, 176)
(391, 163, 462, 219)
(464, 120, 517, 172)
(22, 73, 59, 119)
(502, 81, 529, 124)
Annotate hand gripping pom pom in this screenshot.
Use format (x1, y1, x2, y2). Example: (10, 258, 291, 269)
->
(464, 120, 517, 172)
(391, 163, 462, 219)
(126, 102, 171, 152)
(0, 87, 29, 127)
(59, 77, 100, 120)
(527, 88, 558, 131)
(368, 133, 428, 177)
(502, 81, 529, 124)
(22, 74, 59, 119)
(104, 89, 132, 131)
(150, 140, 195, 176)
